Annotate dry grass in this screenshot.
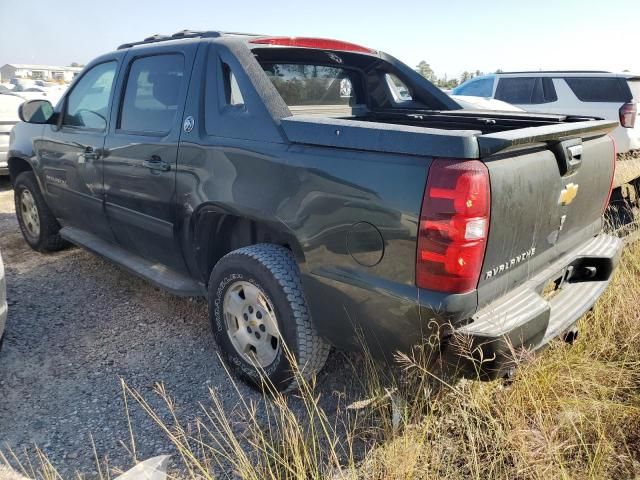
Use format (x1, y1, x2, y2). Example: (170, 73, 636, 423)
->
(350, 239, 640, 480)
(3, 234, 640, 479)
(116, 237, 640, 480)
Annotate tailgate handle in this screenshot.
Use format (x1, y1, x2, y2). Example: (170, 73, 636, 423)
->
(549, 139, 583, 176)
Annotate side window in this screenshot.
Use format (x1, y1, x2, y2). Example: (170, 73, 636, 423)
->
(564, 77, 632, 102)
(385, 73, 413, 102)
(204, 49, 282, 143)
(456, 78, 494, 97)
(495, 77, 540, 104)
(63, 61, 117, 130)
(222, 63, 245, 107)
(119, 54, 185, 134)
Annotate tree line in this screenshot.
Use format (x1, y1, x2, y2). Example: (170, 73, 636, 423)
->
(415, 61, 503, 89)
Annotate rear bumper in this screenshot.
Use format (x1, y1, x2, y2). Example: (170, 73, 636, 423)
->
(445, 234, 622, 379)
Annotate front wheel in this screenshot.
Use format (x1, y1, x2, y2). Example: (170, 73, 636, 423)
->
(14, 171, 68, 252)
(208, 244, 330, 391)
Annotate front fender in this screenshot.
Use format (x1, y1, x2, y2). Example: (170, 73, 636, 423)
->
(8, 122, 45, 182)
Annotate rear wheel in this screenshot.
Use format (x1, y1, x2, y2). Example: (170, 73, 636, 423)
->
(14, 171, 68, 252)
(208, 244, 330, 391)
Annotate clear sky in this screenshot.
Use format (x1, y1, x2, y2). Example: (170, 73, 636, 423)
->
(1, 0, 638, 79)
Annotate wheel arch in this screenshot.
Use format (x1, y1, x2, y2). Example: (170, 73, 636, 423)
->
(7, 156, 34, 185)
(191, 203, 306, 284)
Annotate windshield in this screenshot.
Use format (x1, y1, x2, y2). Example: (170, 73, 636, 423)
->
(452, 77, 494, 97)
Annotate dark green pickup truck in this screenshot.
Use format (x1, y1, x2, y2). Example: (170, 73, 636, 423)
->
(8, 31, 622, 390)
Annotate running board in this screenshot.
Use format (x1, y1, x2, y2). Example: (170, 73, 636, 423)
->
(60, 227, 206, 297)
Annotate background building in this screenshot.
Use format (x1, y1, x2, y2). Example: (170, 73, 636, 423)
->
(0, 64, 82, 83)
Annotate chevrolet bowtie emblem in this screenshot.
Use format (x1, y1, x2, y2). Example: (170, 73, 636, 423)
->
(559, 183, 579, 205)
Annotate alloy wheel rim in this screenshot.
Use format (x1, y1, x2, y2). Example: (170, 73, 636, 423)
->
(223, 280, 281, 367)
(20, 189, 40, 239)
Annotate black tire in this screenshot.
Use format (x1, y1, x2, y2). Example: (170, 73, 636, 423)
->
(208, 244, 330, 391)
(14, 171, 68, 252)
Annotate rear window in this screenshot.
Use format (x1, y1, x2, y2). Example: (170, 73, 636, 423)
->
(565, 77, 632, 103)
(260, 63, 362, 106)
(495, 77, 557, 104)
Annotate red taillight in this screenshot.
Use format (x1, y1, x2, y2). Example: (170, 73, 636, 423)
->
(619, 102, 637, 128)
(416, 159, 490, 294)
(250, 36, 375, 53)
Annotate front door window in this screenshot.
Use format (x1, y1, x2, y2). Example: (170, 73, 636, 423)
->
(63, 62, 117, 130)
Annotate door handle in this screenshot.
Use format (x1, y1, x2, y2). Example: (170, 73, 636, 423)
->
(142, 155, 171, 172)
(79, 145, 98, 163)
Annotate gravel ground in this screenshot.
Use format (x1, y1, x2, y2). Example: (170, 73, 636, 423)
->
(0, 177, 349, 478)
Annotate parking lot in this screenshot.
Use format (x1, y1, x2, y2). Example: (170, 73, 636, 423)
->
(0, 177, 347, 476)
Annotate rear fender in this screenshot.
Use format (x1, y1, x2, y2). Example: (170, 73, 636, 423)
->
(188, 203, 306, 282)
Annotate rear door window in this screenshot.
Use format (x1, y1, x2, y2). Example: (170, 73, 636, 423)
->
(565, 77, 632, 102)
(495, 77, 553, 104)
(119, 54, 185, 134)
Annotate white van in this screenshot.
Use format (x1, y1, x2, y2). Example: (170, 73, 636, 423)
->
(452, 72, 640, 153)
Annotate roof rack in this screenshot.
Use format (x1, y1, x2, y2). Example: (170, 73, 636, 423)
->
(117, 30, 260, 50)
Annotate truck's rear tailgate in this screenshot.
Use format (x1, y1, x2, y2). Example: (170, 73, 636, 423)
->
(477, 120, 618, 307)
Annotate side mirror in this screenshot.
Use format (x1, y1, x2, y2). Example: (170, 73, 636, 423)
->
(18, 99, 54, 124)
